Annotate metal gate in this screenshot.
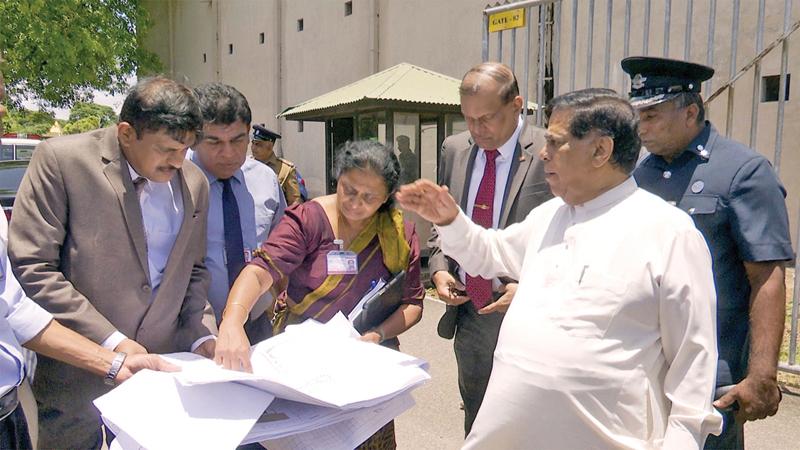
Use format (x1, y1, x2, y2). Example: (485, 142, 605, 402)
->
(482, 0, 800, 376)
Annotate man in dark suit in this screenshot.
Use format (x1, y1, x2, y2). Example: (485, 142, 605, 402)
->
(428, 62, 551, 435)
(8, 77, 218, 449)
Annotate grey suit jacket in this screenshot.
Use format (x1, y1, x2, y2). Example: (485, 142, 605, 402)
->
(428, 124, 551, 337)
(8, 126, 217, 407)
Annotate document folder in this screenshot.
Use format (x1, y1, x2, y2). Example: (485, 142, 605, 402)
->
(351, 271, 406, 334)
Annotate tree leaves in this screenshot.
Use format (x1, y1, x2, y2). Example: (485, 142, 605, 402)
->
(2, 102, 117, 135)
(0, 0, 161, 108)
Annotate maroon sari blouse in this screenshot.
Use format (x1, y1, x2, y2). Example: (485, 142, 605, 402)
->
(250, 201, 424, 325)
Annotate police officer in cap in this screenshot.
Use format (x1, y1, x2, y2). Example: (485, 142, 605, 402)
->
(623, 56, 793, 449)
(252, 124, 302, 205)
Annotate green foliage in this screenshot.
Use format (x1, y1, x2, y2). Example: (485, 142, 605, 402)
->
(3, 102, 116, 135)
(69, 102, 117, 128)
(2, 106, 54, 135)
(0, 0, 161, 108)
(63, 116, 101, 135)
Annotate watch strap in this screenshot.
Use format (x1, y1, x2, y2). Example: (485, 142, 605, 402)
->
(104, 352, 128, 386)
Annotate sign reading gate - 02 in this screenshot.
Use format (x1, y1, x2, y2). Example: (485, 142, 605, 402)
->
(489, 8, 526, 33)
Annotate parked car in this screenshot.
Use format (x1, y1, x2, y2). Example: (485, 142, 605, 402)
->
(0, 133, 41, 161)
(0, 160, 30, 221)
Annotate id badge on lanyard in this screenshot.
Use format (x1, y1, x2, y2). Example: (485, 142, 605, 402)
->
(327, 239, 359, 275)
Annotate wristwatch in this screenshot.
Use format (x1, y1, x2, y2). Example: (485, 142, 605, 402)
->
(104, 352, 128, 386)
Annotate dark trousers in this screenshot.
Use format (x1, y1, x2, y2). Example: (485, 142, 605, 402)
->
(244, 311, 273, 345)
(37, 400, 104, 449)
(0, 405, 33, 450)
(453, 302, 504, 436)
(704, 409, 744, 450)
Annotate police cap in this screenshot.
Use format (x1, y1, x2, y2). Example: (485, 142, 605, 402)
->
(252, 124, 281, 142)
(620, 56, 714, 108)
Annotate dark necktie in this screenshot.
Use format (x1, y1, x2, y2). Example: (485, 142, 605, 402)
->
(221, 178, 246, 287)
(133, 176, 147, 198)
(466, 149, 498, 310)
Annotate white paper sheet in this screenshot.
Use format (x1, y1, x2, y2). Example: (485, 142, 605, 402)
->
(241, 389, 416, 442)
(174, 314, 431, 409)
(94, 369, 274, 450)
(255, 391, 416, 450)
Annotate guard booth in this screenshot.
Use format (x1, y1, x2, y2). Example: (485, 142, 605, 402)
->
(278, 63, 469, 254)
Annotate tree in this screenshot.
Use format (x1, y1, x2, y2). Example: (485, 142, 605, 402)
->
(0, 0, 161, 108)
(63, 116, 101, 135)
(68, 102, 117, 128)
(2, 107, 55, 135)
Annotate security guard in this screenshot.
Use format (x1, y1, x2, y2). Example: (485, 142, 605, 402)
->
(623, 56, 793, 449)
(251, 124, 302, 205)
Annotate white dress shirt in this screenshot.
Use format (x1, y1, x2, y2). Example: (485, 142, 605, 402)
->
(0, 214, 52, 396)
(459, 115, 524, 289)
(438, 178, 723, 449)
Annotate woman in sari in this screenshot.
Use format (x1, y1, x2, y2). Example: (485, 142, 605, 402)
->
(215, 140, 424, 449)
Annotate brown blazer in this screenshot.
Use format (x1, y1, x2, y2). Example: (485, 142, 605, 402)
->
(428, 124, 552, 337)
(8, 126, 217, 408)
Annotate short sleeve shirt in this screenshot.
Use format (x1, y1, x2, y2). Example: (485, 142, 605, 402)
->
(634, 122, 794, 384)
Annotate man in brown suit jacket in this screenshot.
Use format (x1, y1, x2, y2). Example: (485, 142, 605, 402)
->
(428, 62, 551, 435)
(8, 77, 218, 449)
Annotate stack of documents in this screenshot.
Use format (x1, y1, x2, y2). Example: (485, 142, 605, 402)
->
(95, 314, 430, 450)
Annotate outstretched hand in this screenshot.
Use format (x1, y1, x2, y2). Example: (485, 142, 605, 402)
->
(395, 180, 460, 226)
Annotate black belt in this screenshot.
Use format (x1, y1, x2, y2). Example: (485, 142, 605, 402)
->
(0, 386, 19, 422)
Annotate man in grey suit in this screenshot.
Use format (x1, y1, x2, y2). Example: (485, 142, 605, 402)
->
(428, 62, 551, 435)
(8, 77, 218, 449)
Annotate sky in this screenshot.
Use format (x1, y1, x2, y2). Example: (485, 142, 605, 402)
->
(21, 77, 134, 120)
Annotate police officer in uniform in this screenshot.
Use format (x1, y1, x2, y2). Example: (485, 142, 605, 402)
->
(251, 124, 302, 205)
(623, 56, 793, 449)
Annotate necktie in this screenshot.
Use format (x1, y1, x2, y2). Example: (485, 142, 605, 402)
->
(221, 178, 246, 287)
(133, 176, 147, 198)
(466, 149, 498, 309)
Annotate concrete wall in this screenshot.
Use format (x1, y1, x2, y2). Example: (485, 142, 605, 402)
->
(378, 0, 487, 78)
(279, 0, 374, 196)
(217, 0, 276, 131)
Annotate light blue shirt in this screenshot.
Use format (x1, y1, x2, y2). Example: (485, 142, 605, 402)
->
(0, 214, 52, 396)
(461, 115, 525, 290)
(189, 152, 286, 319)
(102, 164, 184, 351)
(128, 164, 185, 292)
